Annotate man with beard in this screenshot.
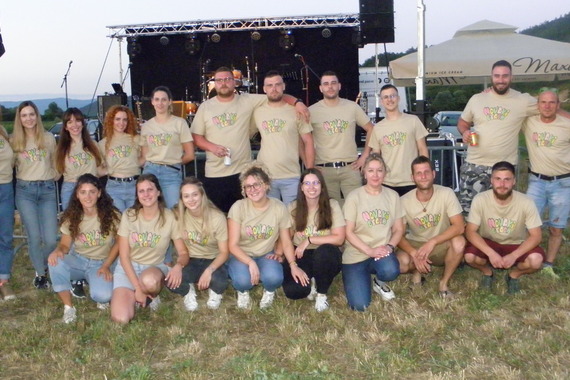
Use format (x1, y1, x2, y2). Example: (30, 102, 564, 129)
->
(397, 156, 465, 297)
(456, 60, 538, 214)
(191, 67, 309, 213)
(309, 71, 374, 204)
(465, 161, 544, 294)
(252, 71, 315, 205)
(523, 89, 570, 279)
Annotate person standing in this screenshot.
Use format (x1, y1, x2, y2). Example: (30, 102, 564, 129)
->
(0, 122, 15, 299)
(309, 71, 374, 203)
(369, 84, 429, 197)
(523, 89, 570, 279)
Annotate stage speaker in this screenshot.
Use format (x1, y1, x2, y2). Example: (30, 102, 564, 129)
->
(97, 95, 123, 123)
(359, 0, 395, 43)
(427, 137, 456, 188)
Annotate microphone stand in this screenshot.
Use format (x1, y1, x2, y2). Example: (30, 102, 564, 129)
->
(296, 55, 320, 105)
(60, 61, 73, 109)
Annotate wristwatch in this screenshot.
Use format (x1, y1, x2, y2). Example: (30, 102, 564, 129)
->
(386, 244, 395, 254)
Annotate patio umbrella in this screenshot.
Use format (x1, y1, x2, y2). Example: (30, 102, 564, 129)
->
(389, 20, 570, 86)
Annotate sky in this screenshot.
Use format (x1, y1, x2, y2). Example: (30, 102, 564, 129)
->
(0, 0, 567, 101)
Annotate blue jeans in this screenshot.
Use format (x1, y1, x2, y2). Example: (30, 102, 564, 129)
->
(106, 178, 137, 213)
(227, 253, 283, 292)
(142, 162, 182, 209)
(49, 250, 115, 303)
(0, 183, 15, 280)
(342, 254, 400, 311)
(15, 180, 58, 276)
(268, 177, 300, 206)
(60, 181, 75, 211)
(526, 174, 570, 229)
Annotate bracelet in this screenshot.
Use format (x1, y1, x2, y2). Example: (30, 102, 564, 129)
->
(386, 244, 395, 253)
(207, 266, 215, 273)
(289, 261, 298, 267)
(308, 236, 312, 244)
(294, 98, 303, 105)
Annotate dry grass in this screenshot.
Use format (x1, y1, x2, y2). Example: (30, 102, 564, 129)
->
(2, 201, 570, 379)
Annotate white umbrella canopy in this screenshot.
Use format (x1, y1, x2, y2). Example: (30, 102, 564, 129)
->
(389, 20, 570, 86)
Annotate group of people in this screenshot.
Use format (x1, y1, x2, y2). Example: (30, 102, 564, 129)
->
(0, 61, 568, 321)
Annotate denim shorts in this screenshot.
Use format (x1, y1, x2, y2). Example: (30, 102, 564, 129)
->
(526, 175, 570, 229)
(113, 260, 170, 290)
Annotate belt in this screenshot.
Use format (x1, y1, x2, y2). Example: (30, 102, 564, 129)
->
(149, 162, 181, 171)
(529, 170, 570, 181)
(108, 175, 139, 182)
(316, 161, 353, 168)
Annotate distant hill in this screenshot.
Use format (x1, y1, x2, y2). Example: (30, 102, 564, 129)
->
(520, 12, 570, 42)
(1, 98, 95, 115)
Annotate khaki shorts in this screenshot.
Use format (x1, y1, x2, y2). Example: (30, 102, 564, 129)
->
(406, 239, 450, 266)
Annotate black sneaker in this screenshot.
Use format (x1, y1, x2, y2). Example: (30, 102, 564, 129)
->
(71, 280, 86, 298)
(33, 275, 50, 290)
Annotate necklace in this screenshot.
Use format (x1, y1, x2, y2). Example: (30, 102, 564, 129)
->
(417, 190, 434, 212)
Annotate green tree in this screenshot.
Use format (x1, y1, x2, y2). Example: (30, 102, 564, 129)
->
(43, 102, 63, 121)
(430, 91, 454, 112)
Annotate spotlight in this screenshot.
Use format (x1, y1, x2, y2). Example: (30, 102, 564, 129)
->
(321, 28, 332, 38)
(160, 35, 169, 46)
(251, 31, 261, 41)
(185, 34, 200, 55)
(127, 38, 141, 58)
(279, 30, 295, 51)
(211, 33, 221, 43)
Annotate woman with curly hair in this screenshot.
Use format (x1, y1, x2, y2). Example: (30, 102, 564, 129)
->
(227, 162, 309, 309)
(283, 168, 345, 312)
(47, 174, 121, 323)
(11, 101, 58, 289)
(55, 108, 103, 210)
(111, 174, 189, 324)
(99, 105, 143, 212)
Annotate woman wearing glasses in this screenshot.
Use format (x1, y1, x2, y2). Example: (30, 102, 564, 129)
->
(227, 162, 309, 309)
(283, 169, 344, 312)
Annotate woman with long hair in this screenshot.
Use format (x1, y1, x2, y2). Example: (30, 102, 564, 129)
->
(47, 174, 121, 323)
(283, 169, 345, 312)
(111, 174, 189, 324)
(141, 86, 194, 209)
(227, 162, 309, 309)
(0, 115, 16, 300)
(168, 177, 229, 311)
(11, 101, 58, 289)
(342, 153, 404, 311)
(55, 107, 103, 210)
(99, 105, 143, 212)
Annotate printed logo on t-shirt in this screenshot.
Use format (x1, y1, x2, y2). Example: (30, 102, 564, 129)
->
(21, 148, 47, 162)
(76, 230, 107, 248)
(323, 119, 349, 134)
(483, 106, 510, 121)
(382, 131, 407, 147)
(184, 229, 209, 246)
(212, 113, 237, 129)
(108, 145, 134, 160)
(147, 133, 173, 147)
(531, 131, 557, 147)
(261, 119, 285, 133)
(361, 209, 390, 227)
(413, 213, 442, 229)
(130, 231, 161, 248)
(245, 224, 274, 240)
(68, 151, 93, 168)
(487, 217, 516, 235)
(295, 226, 327, 240)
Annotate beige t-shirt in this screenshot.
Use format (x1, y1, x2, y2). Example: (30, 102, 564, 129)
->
(0, 127, 14, 184)
(461, 89, 538, 166)
(228, 197, 291, 257)
(467, 190, 542, 245)
(62, 141, 98, 182)
(523, 115, 570, 176)
(140, 116, 193, 165)
(14, 132, 57, 181)
(369, 113, 428, 186)
(181, 209, 228, 259)
(289, 199, 345, 249)
(253, 103, 312, 179)
(99, 134, 141, 177)
(61, 212, 118, 260)
(118, 208, 181, 265)
(401, 185, 463, 242)
(191, 93, 267, 177)
(342, 186, 404, 264)
(309, 98, 371, 164)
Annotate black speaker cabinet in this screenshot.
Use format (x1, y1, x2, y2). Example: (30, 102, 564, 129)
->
(359, 0, 395, 43)
(97, 95, 123, 123)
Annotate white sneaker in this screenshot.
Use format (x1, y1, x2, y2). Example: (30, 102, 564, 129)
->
(183, 284, 198, 311)
(206, 289, 223, 309)
(373, 278, 396, 301)
(259, 290, 275, 309)
(237, 291, 251, 309)
(307, 278, 317, 301)
(63, 305, 77, 324)
(96, 302, 109, 310)
(149, 295, 161, 311)
(314, 293, 329, 312)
